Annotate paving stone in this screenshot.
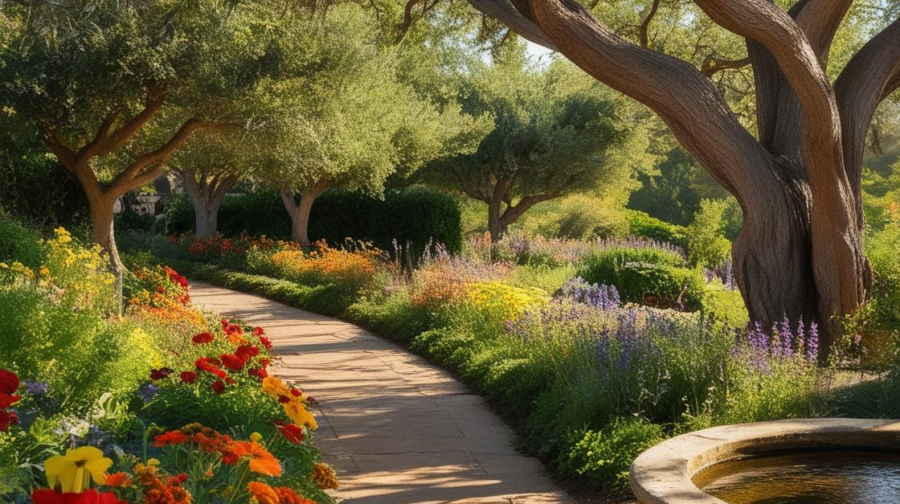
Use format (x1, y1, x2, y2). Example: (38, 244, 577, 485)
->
(190, 281, 574, 504)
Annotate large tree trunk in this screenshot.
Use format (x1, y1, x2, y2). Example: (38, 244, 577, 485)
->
(487, 199, 504, 244)
(87, 194, 125, 311)
(467, 0, 899, 357)
(179, 167, 237, 239)
(279, 179, 332, 246)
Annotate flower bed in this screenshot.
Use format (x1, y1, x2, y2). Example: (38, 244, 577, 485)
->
(0, 227, 334, 504)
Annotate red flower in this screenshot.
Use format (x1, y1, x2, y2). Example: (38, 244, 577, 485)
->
(306, 396, 318, 406)
(248, 368, 268, 379)
(278, 395, 291, 404)
(260, 358, 272, 368)
(195, 358, 226, 379)
(192, 332, 214, 345)
(0, 393, 21, 408)
(0, 369, 19, 395)
(149, 368, 173, 380)
(259, 337, 273, 350)
(220, 354, 245, 372)
(290, 389, 302, 397)
(211, 381, 225, 394)
(235, 345, 259, 361)
(0, 410, 19, 432)
(180, 371, 198, 384)
(276, 423, 305, 445)
(31, 489, 124, 504)
(225, 377, 236, 385)
(221, 449, 239, 465)
(253, 327, 265, 336)
(152, 430, 188, 447)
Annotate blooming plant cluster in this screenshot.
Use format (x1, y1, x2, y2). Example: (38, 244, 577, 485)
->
(265, 241, 385, 292)
(179, 233, 299, 264)
(0, 369, 21, 432)
(127, 264, 204, 329)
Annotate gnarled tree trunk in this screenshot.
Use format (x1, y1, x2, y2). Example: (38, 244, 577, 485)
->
(467, 0, 900, 356)
(177, 167, 239, 238)
(279, 179, 333, 246)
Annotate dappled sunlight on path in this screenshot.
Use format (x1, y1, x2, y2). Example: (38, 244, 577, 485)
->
(190, 281, 573, 504)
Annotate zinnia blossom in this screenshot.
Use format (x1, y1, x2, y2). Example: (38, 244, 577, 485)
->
(44, 447, 113, 493)
(152, 430, 187, 447)
(103, 473, 131, 488)
(220, 353, 245, 372)
(235, 345, 259, 361)
(31, 489, 123, 504)
(191, 332, 214, 345)
(276, 423, 305, 445)
(195, 358, 226, 379)
(247, 482, 279, 504)
(231, 441, 282, 477)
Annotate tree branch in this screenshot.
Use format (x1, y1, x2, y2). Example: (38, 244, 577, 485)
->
(701, 55, 751, 77)
(466, 0, 557, 50)
(793, 0, 854, 66)
(639, 0, 662, 49)
(77, 108, 122, 160)
(835, 17, 900, 197)
(95, 85, 167, 157)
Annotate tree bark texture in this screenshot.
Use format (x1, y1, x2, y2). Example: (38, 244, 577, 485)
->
(469, 0, 900, 354)
(178, 167, 239, 238)
(279, 179, 333, 246)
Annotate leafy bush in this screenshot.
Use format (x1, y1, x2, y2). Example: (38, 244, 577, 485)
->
(866, 222, 900, 331)
(557, 418, 664, 495)
(578, 247, 704, 310)
(168, 187, 463, 258)
(625, 210, 687, 248)
(686, 199, 732, 269)
(0, 212, 44, 269)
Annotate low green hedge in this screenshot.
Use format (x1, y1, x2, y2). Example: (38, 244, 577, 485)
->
(167, 186, 463, 257)
(626, 210, 688, 248)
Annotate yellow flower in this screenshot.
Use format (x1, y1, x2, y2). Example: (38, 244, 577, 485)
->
(147, 458, 161, 466)
(283, 400, 318, 430)
(44, 446, 113, 493)
(250, 432, 263, 442)
(261, 377, 290, 399)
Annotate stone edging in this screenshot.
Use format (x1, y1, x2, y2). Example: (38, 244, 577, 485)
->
(629, 418, 900, 504)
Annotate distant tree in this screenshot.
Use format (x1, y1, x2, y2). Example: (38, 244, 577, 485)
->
(426, 54, 633, 242)
(0, 1, 283, 279)
(258, 4, 487, 245)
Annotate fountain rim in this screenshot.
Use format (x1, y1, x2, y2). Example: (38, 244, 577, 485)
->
(629, 418, 900, 504)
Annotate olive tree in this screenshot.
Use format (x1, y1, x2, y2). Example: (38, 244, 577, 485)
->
(427, 54, 632, 242)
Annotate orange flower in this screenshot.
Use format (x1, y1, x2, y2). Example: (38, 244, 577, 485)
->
(231, 441, 282, 477)
(104, 472, 132, 488)
(247, 482, 279, 504)
(274, 487, 316, 504)
(152, 430, 187, 447)
(312, 463, 339, 489)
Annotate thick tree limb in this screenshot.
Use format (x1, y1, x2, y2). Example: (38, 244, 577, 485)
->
(638, 0, 662, 49)
(835, 17, 900, 196)
(793, 0, 854, 66)
(505, 0, 774, 204)
(95, 85, 167, 156)
(77, 108, 122, 159)
(466, 0, 557, 50)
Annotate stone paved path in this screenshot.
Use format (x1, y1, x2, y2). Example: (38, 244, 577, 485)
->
(190, 281, 574, 504)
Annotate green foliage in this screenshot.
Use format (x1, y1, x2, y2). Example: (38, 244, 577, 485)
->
(866, 222, 900, 331)
(578, 247, 705, 310)
(702, 287, 750, 328)
(625, 210, 688, 248)
(686, 199, 732, 269)
(557, 418, 664, 495)
(0, 212, 44, 269)
(168, 187, 464, 257)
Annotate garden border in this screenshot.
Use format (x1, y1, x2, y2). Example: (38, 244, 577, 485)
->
(630, 417, 900, 504)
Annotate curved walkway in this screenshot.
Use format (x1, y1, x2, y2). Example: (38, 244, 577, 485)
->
(190, 281, 574, 504)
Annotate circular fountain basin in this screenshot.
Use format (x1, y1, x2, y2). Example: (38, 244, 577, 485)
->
(629, 418, 900, 504)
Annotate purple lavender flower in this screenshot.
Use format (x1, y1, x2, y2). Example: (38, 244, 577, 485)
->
(137, 382, 159, 402)
(24, 381, 49, 396)
(806, 322, 819, 361)
(559, 277, 621, 311)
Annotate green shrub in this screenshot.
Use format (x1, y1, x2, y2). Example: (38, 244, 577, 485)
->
(625, 210, 687, 248)
(578, 248, 704, 310)
(867, 222, 900, 331)
(702, 287, 749, 328)
(0, 212, 44, 269)
(557, 418, 664, 495)
(168, 187, 463, 258)
(686, 199, 732, 269)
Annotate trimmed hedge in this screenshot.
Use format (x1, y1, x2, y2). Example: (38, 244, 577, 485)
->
(168, 187, 463, 257)
(578, 248, 705, 310)
(626, 210, 688, 249)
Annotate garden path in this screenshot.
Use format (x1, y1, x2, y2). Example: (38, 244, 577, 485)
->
(190, 281, 575, 504)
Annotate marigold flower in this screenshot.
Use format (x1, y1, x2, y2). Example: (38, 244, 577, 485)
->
(44, 446, 113, 493)
(261, 377, 290, 399)
(221, 449, 239, 465)
(179, 371, 197, 384)
(235, 345, 259, 361)
(248, 368, 268, 379)
(152, 430, 187, 447)
(104, 472, 131, 488)
(247, 482, 279, 504)
(231, 441, 282, 477)
(192, 332, 214, 345)
(259, 337, 273, 350)
(274, 487, 314, 504)
(312, 463, 339, 490)
(253, 327, 265, 336)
